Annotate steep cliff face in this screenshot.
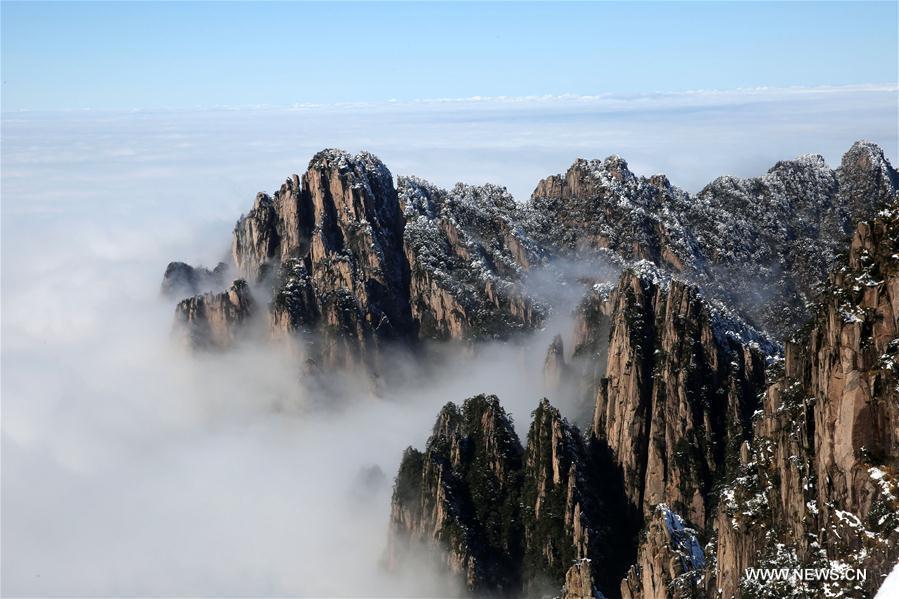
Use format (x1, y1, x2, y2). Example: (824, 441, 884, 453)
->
(167, 142, 895, 364)
(620, 505, 705, 599)
(712, 204, 899, 598)
(215, 151, 547, 366)
(837, 141, 899, 218)
(574, 268, 768, 527)
(529, 156, 695, 270)
(528, 142, 898, 339)
(562, 558, 602, 599)
(521, 399, 607, 595)
(251, 151, 415, 357)
(390, 396, 630, 598)
(388, 395, 524, 595)
(543, 334, 569, 392)
(173, 280, 254, 349)
(399, 177, 544, 341)
(231, 179, 304, 282)
(554, 267, 767, 598)
(387, 263, 782, 597)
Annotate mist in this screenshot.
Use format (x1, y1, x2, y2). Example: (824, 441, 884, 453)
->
(0, 210, 596, 596)
(2, 86, 896, 596)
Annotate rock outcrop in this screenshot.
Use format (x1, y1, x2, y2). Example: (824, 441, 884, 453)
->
(563, 558, 604, 599)
(527, 142, 899, 339)
(390, 396, 631, 598)
(389, 208, 899, 596)
(711, 203, 899, 598)
(400, 177, 544, 341)
(174, 280, 254, 349)
(225, 151, 547, 369)
(160, 261, 227, 297)
(620, 505, 705, 599)
(252, 151, 416, 372)
(543, 334, 569, 392)
(160, 143, 899, 596)
(571, 267, 768, 527)
(388, 395, 524, 595)
(521, 399, 604, 594)
(231, 179, 303, 282)
(165, 142, 896, 369)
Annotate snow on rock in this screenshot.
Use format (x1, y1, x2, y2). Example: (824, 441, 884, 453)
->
(528, 141, 899, 340)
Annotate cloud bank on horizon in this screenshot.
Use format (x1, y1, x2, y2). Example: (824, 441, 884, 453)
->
(3, 84, 896, 213)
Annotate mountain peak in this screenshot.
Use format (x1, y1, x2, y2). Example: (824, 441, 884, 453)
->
(306, 148, 392, 181)
(843, 139, 888, 162)
(840, 139, 897, 183)
(767, 153, 829, 174)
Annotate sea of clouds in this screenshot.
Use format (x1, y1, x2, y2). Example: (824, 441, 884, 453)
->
(2, 85, 897, 596)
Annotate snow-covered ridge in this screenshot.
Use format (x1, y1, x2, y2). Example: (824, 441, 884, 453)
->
(527, 140, 899, 339)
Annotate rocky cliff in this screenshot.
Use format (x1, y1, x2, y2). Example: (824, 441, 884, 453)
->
(388, 395, 525, 595)
(159, 142, 898, 596)
(247, 151, 415, 373)
(710, 203, 899, 598)
(521, 399, 607, 595)
(527, 142, 899, 339)
(169, 150, 548, 369)
(389, 395, 634, 598)
(161, 261, 227, 297)
(164, 142, 896, 367)
(173, 279, 254, 349)
(388, 203, 899, 597)
(388, 262, 771, 597)
(620, 504, 705, 599)
(572, 267, 769, 528)
(400, 177, 544, 341)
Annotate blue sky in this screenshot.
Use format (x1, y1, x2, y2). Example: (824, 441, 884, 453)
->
(2, 1, 897, 111)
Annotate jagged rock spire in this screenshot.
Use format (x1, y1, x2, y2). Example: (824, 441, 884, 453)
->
(388, 395, 524, 595)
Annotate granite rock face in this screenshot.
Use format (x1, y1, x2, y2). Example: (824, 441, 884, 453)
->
(563, 558, 603, 599)
(389, 396, 632, 598)
(388, 206, 899, 597)
(711, 205, 899, 598)
(527, 142, 899, 339)
(543, 334, 569, 392)
(521, 399, 618, 596)
(174, 280, 254, 349)
(571, 269, 768, 527)
(387, 395, 525, 595)
(400, 177, 544, 341)
(620, 505, 705, 599)
(166, 142, 896, 366)
(256, 151, 416, 374)
(226, 151, 546, 371)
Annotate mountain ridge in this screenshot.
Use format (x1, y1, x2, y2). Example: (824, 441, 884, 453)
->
(160, 142, 899, 597)
(388, 199, 899, 598)
(165, 141, 897, 367)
